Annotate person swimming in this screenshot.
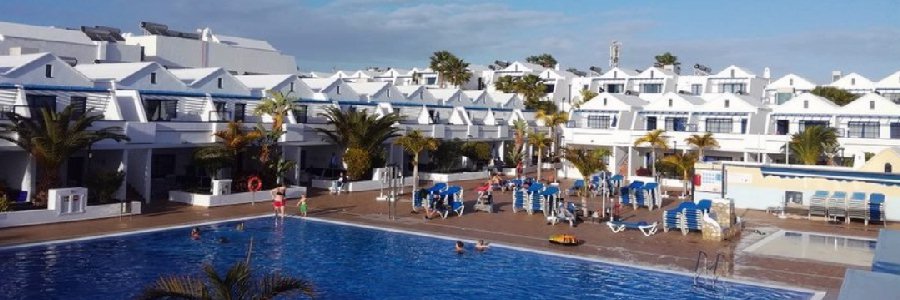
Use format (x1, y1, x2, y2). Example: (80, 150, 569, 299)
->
(475, 240, 490, 251)
(217, 237, 229, 244)
(236, 222, 245, 231)
(190, 227, 201, 240)
(455, 240, 465, 254)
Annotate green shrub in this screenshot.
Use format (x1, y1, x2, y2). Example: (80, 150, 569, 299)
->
(86, 170, 125, 205)
(462, 141, 492, 170)
(343, 147, 371, 180)
(430, 139, 463, 172)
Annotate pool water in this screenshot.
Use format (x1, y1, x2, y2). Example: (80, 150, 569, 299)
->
(744, 230, 876, 266)
(0, 217, 814, 299)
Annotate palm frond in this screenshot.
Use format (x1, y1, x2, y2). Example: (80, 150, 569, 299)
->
(137, 275, 209, 300)
(254, 273, 316, 300)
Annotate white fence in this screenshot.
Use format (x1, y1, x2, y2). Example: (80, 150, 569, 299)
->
(169, 186, 306, 207)
(0, 187, 142, 228)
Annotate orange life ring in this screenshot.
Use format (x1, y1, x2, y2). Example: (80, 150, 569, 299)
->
(247, 176, 263, 192)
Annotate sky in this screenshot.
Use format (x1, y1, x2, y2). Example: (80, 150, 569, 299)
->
(1, 0, 899, 82)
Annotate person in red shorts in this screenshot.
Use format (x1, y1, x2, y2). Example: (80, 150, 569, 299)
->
(270, 184, 287, 218)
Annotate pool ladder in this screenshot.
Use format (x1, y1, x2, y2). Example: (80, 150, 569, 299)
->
(693, 251, 726, 288)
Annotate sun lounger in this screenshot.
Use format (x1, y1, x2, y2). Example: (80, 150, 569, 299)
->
(606, 220, 659, 236)
(567, 179, 585, 196)
(619, 186, 632, 208)
(641, 182, 659, 210)
(630, 181, 646, 209)
(808, 190, 829, 220)
(548, 201, 576, 227)
(696, 199, 712, 213)
(412, 188, 428, 211)
(847, 192, 868, 224)
(826, 191, 849, 222)
(663, 201, 697, 232)
(513, 189, 526, 213)
(527, 183, 545, 215)
(869, 193, 886, 227)
(439, 186, 464, 218)
(680, 206, 705, 235)
(539, 186, 560, 215)
(474, 192, 493, 213)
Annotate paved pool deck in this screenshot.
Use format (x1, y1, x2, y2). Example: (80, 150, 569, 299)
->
(0, 178, 894, 299)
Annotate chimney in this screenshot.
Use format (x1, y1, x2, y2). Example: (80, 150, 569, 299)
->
(763, 67, 771, 79)
(663, 64, 680, 75)
(832, 71, 842, 83)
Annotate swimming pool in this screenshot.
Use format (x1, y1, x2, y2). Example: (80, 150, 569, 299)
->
(744, 230, 876, 266)
(0, 216, 816, 299)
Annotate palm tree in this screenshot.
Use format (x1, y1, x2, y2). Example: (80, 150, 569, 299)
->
(661, 152, 698, 197)
(316, 107, 403, 177)
(576, 89, 598, 108)
(654, 52, 679, 67)
(684, 132, 719, 162)
(494, 75, 518, 93)
(527, 130, 551, 181)
(252, 91, 293, 164)
(563, 147, 610, 217)
(535, 108, 570, 158)
(193, 146, 233, 181)
(139, 247, 314, 299)
(511, 119, 528, 176)
(526, 53, 558, 68)
(517, 74, 548, 109)
(429, 50, 470, 88)
(633, 129, 669, 176)
(214, 121, 263, 179)
(789, 126, 839, 165)
(394, 130, 439, 195)
(0, 105, 129, 205)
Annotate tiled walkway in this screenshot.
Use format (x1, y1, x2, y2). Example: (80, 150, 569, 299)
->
(0, 179, 892, 299)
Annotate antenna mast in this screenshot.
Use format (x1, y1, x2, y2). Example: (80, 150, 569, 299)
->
(609, 41, 621, 69)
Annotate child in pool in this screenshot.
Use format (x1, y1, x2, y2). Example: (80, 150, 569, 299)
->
(190, 227, 201, 240)
(297, 194, 308, 217)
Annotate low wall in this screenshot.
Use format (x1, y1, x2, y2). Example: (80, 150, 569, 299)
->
(310, 178, 415, 192)
(169, 187, 306, 207)
(502, 166, 536, 177)
(0, 201, 142, 228)
(420, 171, 489, 182)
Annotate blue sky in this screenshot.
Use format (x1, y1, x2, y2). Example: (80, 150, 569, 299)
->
(1, 0, 898, 82)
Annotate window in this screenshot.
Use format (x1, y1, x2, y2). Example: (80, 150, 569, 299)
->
(886, 163, 893, 173)
(44, 64, 53, 78)
(150, 154, 175, 179)
(602, 98, 607, 106)
(543, 84, 555, 93)
(386, 89, 390, 98)
(721, 83, 745, 93)
(613, 71, 618, 78)
(799, 120, 829, 132)
(851, 78, 856, 85)
(70, 96, 87, 118)
(640, 83, 662, 93)
(336, 85, 341, 95)
(213, 101, 228, 120)
(740, 119, 748, 134)
(730, 69, 735, 78)
(691, 84, 702, 95)
(26, 95, 56, 121)
(150, 72, 157, 84)
(587, 115, 610, 129)
(665, 117, 687, 131)
(426, 77, 436, 85)
(848, 122, 880, 138)
(775, 93, 793, 105)
(789, 78, 794, 86)
(234, 103, 246, 122)
(776, 120, 789, 135)
(891, 123, 900, 139)
(143, 99, 178, 121)
(646, 116, 657, 130)
(803, 100, 808, 109)
(605, 84, 624, 93)
(290, 82, 294, 92)
(293, 104, 308, 123)
(870, 101, 875, 110)
(705, 118, 733, 133)
(217, 78, 223, 89)
(650, 70, 655, 78)
(668, 99, 673, 107)
(724, 100, 730, 108)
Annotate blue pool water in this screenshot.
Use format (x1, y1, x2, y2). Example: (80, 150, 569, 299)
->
(0, 217, 814, 299)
